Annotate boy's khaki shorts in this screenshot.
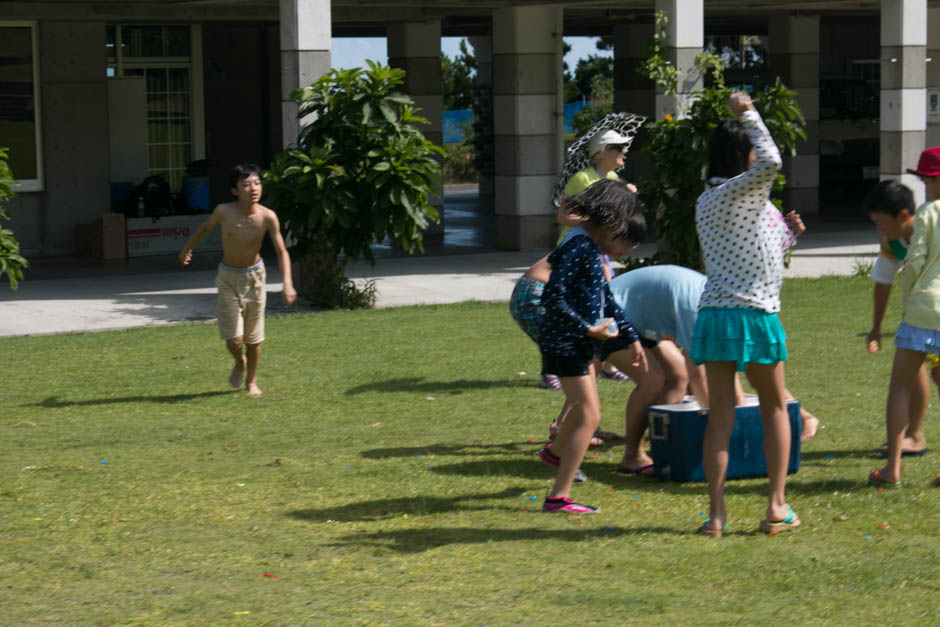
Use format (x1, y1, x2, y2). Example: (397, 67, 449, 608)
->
(216, 261, 266, 344)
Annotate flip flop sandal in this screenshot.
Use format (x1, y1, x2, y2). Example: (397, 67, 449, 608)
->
(615, 463, 655, 476)
(699, 519, 727, 538)
(868, 469, 901, 489)
(593, 429, 623, 442)
(759, 505, 801, 535)
(588, 435, 605, 447)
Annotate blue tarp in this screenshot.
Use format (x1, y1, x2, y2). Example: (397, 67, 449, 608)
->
(442, 100, 591, 143)
(562, 100, 588, 132)
(443, 109, 474, 143)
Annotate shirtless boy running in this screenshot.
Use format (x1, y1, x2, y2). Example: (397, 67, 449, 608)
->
(179, 164, 296, 396)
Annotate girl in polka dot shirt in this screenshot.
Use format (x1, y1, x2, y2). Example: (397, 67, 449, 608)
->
(691, 92, 805, 536)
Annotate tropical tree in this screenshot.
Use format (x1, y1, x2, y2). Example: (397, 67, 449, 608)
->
(0, 147, 27, 290)
(441, 39, 476, 111)
(264, 62, 443, 308)
(636, 13, 806, 269)
(571, 73, 614, 137)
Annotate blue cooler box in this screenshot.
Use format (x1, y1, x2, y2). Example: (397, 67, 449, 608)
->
(647, 396, 802, 482)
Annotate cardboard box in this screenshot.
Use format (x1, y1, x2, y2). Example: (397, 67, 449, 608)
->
(99, 212, 126, 260)
(76, 213, 127, 260)
(647, 396, 802, 482)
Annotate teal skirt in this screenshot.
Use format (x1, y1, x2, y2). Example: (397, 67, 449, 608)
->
(690, 307, 788, 372)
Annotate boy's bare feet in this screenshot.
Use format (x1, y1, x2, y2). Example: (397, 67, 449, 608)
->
(801, 410, 819, 441)
(617, 452, 655, 476)
(229, 357, 246, 389)
(875, 436, 928, 456)
(245, 382, 262, 396)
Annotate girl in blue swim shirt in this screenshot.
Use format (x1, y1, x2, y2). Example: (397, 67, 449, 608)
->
(537, 178, 648, 514)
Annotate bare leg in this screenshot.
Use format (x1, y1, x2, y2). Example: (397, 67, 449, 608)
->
(550, 358, 601, 437)
(702, 361, 738, 532)
(548, 363, 601, 499)
(877, 364, 929, 454)
(608, 347, 664, 472)
(654, 340, 689, 404)
(226, 338, 245, 389)
(747, 362, 790, 522)
(905, 363, 929, 450)
(782, 387, 820, 442)
(245, 342, 262, 396)
(685, 353, 709, 406)
(877, 348, 925, 483)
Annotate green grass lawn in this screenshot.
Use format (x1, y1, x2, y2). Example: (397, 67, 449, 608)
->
(1, 276, 937, 624)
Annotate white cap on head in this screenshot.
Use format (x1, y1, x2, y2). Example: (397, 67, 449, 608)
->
(587, 129, 632, 157)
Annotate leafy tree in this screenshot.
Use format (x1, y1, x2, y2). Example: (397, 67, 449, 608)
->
(0, 147, 27, 290)
(571, 74, 614, 137)
(637, 13, 805, 269)
(442, 39, 476, 110)
(570, 54, 614, 103)
(264, 62, 443, 308)
(596, 36, 614, 52)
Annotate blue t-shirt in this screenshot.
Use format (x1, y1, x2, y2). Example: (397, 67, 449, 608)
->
(538, 233, 638, 356)
(607, 265, 706, 350)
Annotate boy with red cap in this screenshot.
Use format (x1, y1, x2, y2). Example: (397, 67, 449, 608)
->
(870, 147, 940, 487)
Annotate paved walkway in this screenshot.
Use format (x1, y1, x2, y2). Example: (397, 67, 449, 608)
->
(0, 221, 878, 338)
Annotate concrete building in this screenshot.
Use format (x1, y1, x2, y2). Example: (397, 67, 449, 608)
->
(3, 0, 939, 258)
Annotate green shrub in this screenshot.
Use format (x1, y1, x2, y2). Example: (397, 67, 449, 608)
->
(265, 62, 443, 308)
(0, 147, 27, 290)
(442, 122, 478, 183)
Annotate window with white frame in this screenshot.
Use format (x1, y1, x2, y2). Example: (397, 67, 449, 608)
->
(0, 22, 42, 192)
(107, 24, 204, 190)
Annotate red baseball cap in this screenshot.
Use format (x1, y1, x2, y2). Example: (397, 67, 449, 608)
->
(907, 146, 940, 177)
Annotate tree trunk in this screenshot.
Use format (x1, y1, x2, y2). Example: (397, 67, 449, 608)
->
(294, 229, 374, 309)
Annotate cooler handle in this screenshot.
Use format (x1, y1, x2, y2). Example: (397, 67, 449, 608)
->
(649, 412, 669, 440)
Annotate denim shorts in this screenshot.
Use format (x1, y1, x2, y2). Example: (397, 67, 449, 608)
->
(894, 320, 940, 354)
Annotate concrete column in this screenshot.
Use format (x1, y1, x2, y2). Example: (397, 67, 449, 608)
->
(769, 15, 821, 215)
(881, 0, 928, 206)
(387, 20, 444, 241)
(469, 35, 494, 202)
(492, 6, 564, 250)
(925, 8, 940, 148)
(655, 0, 703, 119)
(613, 22, 656, 184)
(279, 0, 331, 148)
(39, 22, 110, 255)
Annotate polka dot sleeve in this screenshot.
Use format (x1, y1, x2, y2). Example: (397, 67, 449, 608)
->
(695, 110, 790, 313)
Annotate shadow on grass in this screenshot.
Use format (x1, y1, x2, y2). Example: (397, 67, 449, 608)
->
(360, 441, 536, 459)
(326, 525, 679, 553)
(604, 472, 864, 497)
(801, 449, 885, 461)
(431, 459, 566, 481)
(344, 377, 528, 395)
(288, 487, 529, 522)
(27, 391, 233, 408)
(428, 459, 867, 498)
